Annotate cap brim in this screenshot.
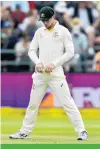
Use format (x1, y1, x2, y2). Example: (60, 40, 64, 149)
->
(39, 17, 50, 21)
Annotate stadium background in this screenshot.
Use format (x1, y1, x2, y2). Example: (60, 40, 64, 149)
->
(1, 1, 100, 144)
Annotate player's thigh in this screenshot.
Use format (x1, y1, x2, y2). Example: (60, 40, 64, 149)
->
(29, 82, 48, 107)
(49, 79, 74, 105)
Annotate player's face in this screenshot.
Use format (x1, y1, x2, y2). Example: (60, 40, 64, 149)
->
(42, 17, 54, 29)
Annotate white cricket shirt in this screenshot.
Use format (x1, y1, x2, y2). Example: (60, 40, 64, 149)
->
(28, 21, 74, 77)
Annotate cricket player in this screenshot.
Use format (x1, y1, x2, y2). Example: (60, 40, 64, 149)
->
(9, 6, 88, 140)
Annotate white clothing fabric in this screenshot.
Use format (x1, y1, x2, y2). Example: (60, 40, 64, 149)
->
(20, 75, 85, 135)
(20, 21, 86, 135)
(28, 21, 74, 78)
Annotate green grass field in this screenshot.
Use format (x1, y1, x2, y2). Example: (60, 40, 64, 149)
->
(1, 108, 100, 144)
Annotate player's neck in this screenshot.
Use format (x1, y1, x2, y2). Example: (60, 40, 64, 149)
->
(48, 20, 57, 30)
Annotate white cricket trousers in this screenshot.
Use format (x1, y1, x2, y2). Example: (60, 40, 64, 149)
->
(20, 74, 85, 135)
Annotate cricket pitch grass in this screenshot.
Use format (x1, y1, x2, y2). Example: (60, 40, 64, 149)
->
(1, 108, 100, 144)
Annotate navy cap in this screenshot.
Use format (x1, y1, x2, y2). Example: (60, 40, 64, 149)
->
(39, 6, 54, 21)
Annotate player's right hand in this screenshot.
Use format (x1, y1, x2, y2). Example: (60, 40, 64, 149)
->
(35, 63, 45, 73)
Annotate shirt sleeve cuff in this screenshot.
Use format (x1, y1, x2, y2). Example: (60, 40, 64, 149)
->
(52, 61, 57, 68)
(35, 59, 41, 65)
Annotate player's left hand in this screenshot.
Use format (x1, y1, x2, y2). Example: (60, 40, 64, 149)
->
(45, 63, 56, 72)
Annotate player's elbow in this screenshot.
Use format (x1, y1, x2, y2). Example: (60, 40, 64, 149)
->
(28, 49, 32, 58)
(28, 51, 30, 57)
(70, 44, 75, 57)
(65, 46, 75, 59)
(69, 49, 75, 60)
(71, 50, 75, 58)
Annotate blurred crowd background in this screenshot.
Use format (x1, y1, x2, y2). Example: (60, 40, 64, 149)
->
(1, 1, 100, 73)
